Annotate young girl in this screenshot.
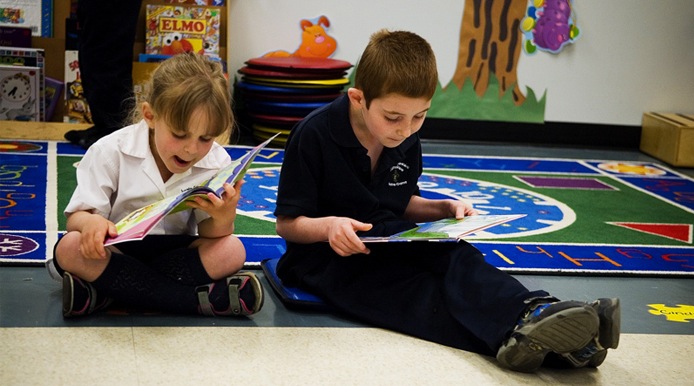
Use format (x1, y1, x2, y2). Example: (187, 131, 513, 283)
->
(48, 53, 263, 317)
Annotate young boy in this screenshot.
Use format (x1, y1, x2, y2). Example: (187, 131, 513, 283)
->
(273, 30, 620, 372)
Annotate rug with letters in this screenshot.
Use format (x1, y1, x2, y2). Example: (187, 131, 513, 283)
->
(1, 139, 692, 276)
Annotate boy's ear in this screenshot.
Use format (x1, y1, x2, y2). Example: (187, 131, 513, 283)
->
(142, 102, 155, 127)
(347, 88, 365, 108)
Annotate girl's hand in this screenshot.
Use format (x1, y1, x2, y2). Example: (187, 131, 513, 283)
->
(188, 180, 244, 238)
(326, 217, 373, 257)
(188, 180, 244, 223)
(79, 213, 117, 259)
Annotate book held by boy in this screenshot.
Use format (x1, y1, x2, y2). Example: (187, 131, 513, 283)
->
(360, 214, 526, 243)
(104, 134, 279, 246)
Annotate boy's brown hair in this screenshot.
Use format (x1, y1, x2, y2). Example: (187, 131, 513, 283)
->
(132, 53, 233, 139)
(355, 29, 438, 108)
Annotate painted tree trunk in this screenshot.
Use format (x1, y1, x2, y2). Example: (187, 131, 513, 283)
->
(451, 0, 527, 105)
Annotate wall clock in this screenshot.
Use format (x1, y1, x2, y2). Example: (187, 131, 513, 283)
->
(1, 72, 33, 102)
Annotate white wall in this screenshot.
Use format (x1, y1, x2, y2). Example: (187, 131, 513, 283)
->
(228, 0, 694, 126)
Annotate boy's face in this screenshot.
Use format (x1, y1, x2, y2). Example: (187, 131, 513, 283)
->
(349, 89, 431, 148)
(144, 103, 216, 178)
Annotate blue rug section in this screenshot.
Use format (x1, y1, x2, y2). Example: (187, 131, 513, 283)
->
(0, 232, 47, 264)
(618, 176, 694, 212)
(241, 236, 694, 277)
(423, 155, 597, 174)
(2, 151, 47, 231)
(1, 139, 692, 276)
(1, 145, 49, 264)
(475, 242, 694, 277)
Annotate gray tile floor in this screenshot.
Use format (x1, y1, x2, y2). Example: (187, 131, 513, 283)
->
(2, 138, 693, 384)
(2, 264, 693, 335)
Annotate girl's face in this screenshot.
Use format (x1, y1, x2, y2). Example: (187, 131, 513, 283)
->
(143, 103, 216, 180)
(348, 88, 430, 148)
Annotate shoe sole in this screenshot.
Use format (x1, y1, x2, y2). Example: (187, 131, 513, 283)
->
(594, 297, 621, 349)
(586, 298, 621, 367)
(497, 302, 599, 372)
(62, 272, 77, 317)
(244, 271, 265, 313)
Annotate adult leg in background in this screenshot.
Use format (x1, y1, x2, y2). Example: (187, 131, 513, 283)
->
(64, 0, 143, 149)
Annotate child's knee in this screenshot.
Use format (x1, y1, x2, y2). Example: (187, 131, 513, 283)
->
(55, 231, 82, 267)
(222, 235, 246, 269)
(200, 235, 246, 276)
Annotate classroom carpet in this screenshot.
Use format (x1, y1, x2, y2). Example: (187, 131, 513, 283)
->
(1, 139, 693, 276)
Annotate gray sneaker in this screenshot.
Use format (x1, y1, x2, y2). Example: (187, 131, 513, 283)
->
(561, 298, 621, 368)
(496, 300, 600, 372)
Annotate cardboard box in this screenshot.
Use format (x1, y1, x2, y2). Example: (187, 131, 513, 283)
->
(640, 112, 694, 167)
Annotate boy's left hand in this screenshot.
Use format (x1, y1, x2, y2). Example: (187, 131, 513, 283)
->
(450, 199, 478, 219)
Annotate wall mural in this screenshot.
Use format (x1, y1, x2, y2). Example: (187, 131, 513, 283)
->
(429, 0, 579, 124)
(521, 0, 580, 55)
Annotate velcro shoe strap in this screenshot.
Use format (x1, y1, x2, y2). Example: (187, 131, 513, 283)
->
(196, 286, 215, 316)
(227, 277, 244, 316)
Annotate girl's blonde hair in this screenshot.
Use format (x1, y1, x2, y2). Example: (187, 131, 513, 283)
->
(132, 53, 233, 141)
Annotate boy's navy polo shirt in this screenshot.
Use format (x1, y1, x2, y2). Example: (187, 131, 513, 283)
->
(275, 94, 425, 280)
(275, 94, 423, 230)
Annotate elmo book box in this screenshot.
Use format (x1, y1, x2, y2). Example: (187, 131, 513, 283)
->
(145, 4, 222, 58)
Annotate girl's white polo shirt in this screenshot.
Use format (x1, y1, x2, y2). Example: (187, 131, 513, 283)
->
(64, 120, 231, 236)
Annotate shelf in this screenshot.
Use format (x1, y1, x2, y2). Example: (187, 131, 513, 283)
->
(0, 120, 90, 140)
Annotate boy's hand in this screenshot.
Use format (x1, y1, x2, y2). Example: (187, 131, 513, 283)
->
(79, 213, 117, 259)
(327, 217, 373, 257)
(450, 199, 478, 219)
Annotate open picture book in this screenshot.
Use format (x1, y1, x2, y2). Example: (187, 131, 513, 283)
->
(359, 214, 526, 243)
(104, 134, 279, 246)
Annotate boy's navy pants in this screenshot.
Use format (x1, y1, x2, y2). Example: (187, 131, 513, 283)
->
(279, 241, 549, 355)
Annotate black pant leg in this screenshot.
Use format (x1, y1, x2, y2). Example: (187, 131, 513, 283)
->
(77, 0, 143, 132)
(298, 242, 542, 355)
(441, 242, 550, 350)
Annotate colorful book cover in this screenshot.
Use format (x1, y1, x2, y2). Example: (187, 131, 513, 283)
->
(0, 64, 41, 121)
(104, 133, 279, 246)
(44, 76, 63, 121)
(0, 0, 52, 37)
(360, 214, 527, 243)
(63, 49, 92, 124)
(145, 4, 222, 58)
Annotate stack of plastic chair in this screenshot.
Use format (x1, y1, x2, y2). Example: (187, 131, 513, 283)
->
(236, 56, 352, 146)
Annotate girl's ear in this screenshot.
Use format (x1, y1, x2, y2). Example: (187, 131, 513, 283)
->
(142, 102, 155, 127)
